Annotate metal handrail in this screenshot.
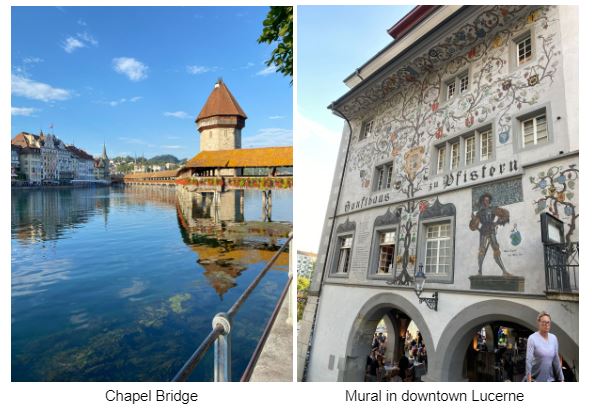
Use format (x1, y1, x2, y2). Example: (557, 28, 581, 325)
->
(240, 274, 292, 382)
(172, 232, 293, 382)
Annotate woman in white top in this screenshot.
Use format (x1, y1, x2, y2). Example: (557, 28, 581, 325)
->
(525, 311, 564, 382)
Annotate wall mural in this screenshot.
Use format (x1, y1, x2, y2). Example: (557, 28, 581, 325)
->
(339, 6, 560, 287)
(471, 177, 523, 212)
(469, 192, 524, 292)
(530, 164, 579, 243)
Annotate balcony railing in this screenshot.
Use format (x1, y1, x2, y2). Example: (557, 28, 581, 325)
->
(544, 241, 578, 293)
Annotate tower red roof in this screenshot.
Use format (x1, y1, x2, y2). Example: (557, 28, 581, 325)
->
(196, 80, 247, 122)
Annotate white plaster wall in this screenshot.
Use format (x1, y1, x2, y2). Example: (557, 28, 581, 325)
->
(308, 283, 578, 381)
(558, 6, 579, 151)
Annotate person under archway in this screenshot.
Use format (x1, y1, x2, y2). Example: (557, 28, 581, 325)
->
(526, 311, 564, 382)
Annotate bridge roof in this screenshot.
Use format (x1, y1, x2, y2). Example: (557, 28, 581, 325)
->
(124, 169, 180, 179)
(186, 146, 293, 168)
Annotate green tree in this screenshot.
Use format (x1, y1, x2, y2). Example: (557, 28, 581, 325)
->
(258, 6, 293, 83)
(297, 275, 310, 321)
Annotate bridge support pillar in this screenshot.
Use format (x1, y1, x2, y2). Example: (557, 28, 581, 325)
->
(262, 190, 272, 222)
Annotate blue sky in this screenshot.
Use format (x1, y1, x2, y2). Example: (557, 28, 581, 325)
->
(11, 6, 292, 160)
(296, 5, 413, 252)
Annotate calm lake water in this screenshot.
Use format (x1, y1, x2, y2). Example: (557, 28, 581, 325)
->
(11, 186, 292, 381)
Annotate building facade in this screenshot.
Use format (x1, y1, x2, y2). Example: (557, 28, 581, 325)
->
(66, 145, 95, 181)
(301, 5, 578, 382)
(18, 147, 42, 185)
(11, 144, 20, 183)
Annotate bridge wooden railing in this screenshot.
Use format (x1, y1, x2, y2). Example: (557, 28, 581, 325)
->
(124, 175, 293, 190)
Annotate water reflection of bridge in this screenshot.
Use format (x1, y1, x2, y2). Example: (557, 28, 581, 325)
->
(123, 146, 292, 222)
(174, 185, 291, 299)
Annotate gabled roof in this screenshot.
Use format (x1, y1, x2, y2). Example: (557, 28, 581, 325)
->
(12, 132, 40, 148)
(196, 80, 247, 122)
(185, 146, 293, 168)
(66, 145, 94, 160)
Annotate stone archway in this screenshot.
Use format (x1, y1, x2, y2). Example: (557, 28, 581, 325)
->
(339, 292, 434, 381)
(433, 299, 578, 381)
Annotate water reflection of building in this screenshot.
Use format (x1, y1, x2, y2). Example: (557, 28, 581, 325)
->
(11, 188, 110, 243)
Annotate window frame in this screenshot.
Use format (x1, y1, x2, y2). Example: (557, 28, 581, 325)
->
(360, 119, 374, 141)
(521, 114, 548, 147)
(513, 105, 553, 153)
(368, 225, 399, 280)
(510, 30, 535, 71)
(432, 123, 495, 175)
(329, 221, 356, 278)
(373, 160, 394, 191)
(416, 216, 456, 284)
(442, 69, 470, 102)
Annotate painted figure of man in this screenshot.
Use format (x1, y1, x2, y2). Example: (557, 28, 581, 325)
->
(469, 192, 511, 275)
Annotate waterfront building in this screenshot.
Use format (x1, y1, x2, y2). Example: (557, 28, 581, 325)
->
(56, 138, 75, 182)
(66, 145, 95, 181)
(94, 144, 111, 181)
(297, 251, 317, 278)
(17, 146, 42, 185)
(300, 5, 578, 382)
(12, 132, 44, 185)
(11, 144, 20, 183)
(40, 132, 59, 183)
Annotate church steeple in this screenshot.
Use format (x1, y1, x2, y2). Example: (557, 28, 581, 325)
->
(196, 79, 246, 151)
(101, 143, 108, 160)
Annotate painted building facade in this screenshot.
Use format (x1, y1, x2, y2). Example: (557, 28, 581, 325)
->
(301, 5, 578, 382)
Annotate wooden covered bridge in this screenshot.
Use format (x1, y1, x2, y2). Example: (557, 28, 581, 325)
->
(123, 146, 292, 221)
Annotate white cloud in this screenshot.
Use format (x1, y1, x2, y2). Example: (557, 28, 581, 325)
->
(106, 96, 142, 107)
(113, 57, 148, 81)
(256, 66, 276, 76)
(62, 37, 85, 53)
(11, 74, 71, 102)
(11, 107, 39, 116)
(109, 98, 127, 107)
(237, 62, 255, 70)
(77, 19, 87, 26)
(164, 111, 191, 119)
(186, 65, 219, 75)
(77, 31, 98, 46)
(23, 57, 43, 65)
(161, 145, 182, 150)
(243, 128, 292, 148)
(61, 31, 98, 53)
(269, 115, 285, 120)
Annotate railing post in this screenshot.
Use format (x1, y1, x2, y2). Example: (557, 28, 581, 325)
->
(212, 313, 232, 382)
